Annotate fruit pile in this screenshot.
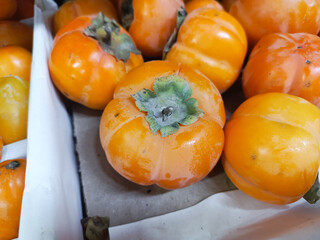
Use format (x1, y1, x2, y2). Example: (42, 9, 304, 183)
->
(49, 0, 320, 210)
(0, 0, 34, 239)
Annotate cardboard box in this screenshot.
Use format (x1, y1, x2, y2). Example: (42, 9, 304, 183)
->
(17, 1, 320, 239)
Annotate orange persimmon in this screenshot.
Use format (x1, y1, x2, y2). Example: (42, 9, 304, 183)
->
(12, 0, 34, 20)
(229, 0, 320, 49)
(0, 76, 29, 145)
(49, 13, 143, 110)
(0, 21, 33, 51)
(0, 0, 17, 20)
(0, 45, 32, 82)
(242, 33, 320, 108)
(53, 0, 119, 34)
(220, 0, 235, 11)
(185, 0, 223, 13)
(0, 158, 26, 240)
(0, 137, 2, 159)
(99, 60, 225, 189)
(165, 8, 247, 93)
(118, 0, 185, 58)
(222, 93, 320, 204)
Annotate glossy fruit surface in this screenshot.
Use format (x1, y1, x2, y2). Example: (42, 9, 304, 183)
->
(229, 0, 320, 48)
(49, 14, 143, 109)
(100, 60, 225, 189)
(0, 45, 32, 82)
(185, 0, 223, 13)
(0, 158, 26, 240)
(53, 0, 119, 34)
(0, 21, 33, 51)
(0, 76, 29, 145)
(242, 33, 320, 107)
(165, 8, 247, 93)
(119, 0, 185, 58)
(222, 93, 320, 204)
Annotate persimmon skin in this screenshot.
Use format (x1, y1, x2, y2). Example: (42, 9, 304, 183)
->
(0, 21, 33, 51)
(0, 159, 26, 240)
(165, 8, 247, 93)
(123, 0, 185, 58)
(100, 61, 225, 190)
(49, 15, 143, 110)
(0, 46, 32, 82)
(53, 0, 119, 34)
(185, 0, 224, 13)
(229, 0, 320, 49)
(221, 0, 235, 11)
(0, 76, 29, 145)
(0, 137, 2, 159)
(242, 33, 320, 108)
(0, 0, 17, 20)
(12, 0, 34, 20)
(222, 93, 320, 204)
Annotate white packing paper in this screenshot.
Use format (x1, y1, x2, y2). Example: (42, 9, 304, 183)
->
(18, 1, 83, 239)
(16, 0, 320, 239)
(1, 139, 27, 162)
(110, 190, 320, 240)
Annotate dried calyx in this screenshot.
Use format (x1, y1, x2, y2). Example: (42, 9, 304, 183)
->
(84, 12, 140, 62)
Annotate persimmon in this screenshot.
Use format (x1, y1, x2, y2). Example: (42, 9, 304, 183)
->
(185, 0, 223, 13)
(0, 0, 17, 20)
(0, 137, 2, 159)
(222, 93, 320, 204)
(229, 0, 320, 49)
(165, 8, 247, 93)
(53, 0, 119, 34)
(12, 0, 34, 20)
(242, 33, 320, 108)
(99, 60, 225, 189)
(0, 76, 29, 145)
(0, 158, 26, 240)
(118, 0, 185, 58)
(220, 0, 235, 11)
(0, 21, 33, 51)
(49, 13, 143, 110)
(0, 45, 32, 82)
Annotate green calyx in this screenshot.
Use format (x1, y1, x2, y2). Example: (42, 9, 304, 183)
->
(84, 12, 140, 62)
(163, 7, 187, 59)
(303, 174, 320, 204)
(132, 75, 204, 137)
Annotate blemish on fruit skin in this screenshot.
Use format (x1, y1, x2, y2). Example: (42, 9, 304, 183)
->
(251, 154, 256, 160)
(165, 173, 171, 178)
(114, 113, 119, 117)
(306, 60, 311, 64)
(305, 81, 311, 87)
